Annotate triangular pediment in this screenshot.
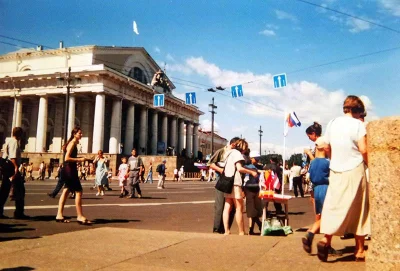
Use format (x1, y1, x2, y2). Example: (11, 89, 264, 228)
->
(92, 46, 175, 90)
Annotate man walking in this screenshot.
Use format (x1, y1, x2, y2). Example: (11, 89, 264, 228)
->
(126, 148, 143, 198)
(157, 160, 167, 189)
(0, 127, 28, 219)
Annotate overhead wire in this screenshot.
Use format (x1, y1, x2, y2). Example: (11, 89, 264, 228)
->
(291, 0, 400, 35)
(0, 32, 397, 116)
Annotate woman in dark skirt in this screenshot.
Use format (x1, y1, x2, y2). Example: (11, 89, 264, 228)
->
(55, 127, 92, 224)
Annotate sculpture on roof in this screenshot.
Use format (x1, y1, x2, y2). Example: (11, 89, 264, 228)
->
(151, 69, 171, 93)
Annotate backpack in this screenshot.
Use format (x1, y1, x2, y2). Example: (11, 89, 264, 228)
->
(156, 164, 162, 173)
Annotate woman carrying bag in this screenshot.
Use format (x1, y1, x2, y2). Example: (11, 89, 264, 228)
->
(215, 139, 259, 235)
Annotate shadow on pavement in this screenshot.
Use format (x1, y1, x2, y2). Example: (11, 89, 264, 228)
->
(287, 212, 306, 215)
(295, 228, 308, 232)
(0, 223, 35, 234)
(91, 218, 141, 225)
(137, 197, 166, 200)
(0, 266, 35, 271)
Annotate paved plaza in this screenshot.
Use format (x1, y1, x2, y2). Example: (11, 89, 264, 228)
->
(0, 179, 368, 270)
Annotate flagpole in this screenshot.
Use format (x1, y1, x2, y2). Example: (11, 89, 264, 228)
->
(282, 112, 286, 196)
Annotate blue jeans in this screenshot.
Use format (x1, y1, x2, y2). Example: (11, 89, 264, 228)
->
(145, 171, 153, 183)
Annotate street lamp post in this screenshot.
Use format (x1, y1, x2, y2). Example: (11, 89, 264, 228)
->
(208, 97, 217, 156)
(57, 67, 80, 161)
(258, 125, 263, 155)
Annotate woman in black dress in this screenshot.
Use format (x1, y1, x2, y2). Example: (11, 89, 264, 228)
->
(55, 127, 92, 224)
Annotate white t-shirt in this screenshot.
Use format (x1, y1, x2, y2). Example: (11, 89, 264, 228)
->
(174, 168, 178, 175)
(324, 115, 366, 172)
(222, 149, 245, 186)
(290, 165, 302, 177)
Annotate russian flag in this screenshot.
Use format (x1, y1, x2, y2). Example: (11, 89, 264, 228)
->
(287, 112, 301, 127)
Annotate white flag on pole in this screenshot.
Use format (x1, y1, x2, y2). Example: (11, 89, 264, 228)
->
(133, 21, 139, 35)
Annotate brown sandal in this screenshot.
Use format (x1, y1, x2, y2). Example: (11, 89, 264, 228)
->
(317, 241, 329, 262)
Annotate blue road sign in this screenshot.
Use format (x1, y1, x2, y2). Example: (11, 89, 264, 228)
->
(231, 85, 243, 98)
(153, 94, 165, 107)
(273, 73, 287, 89)
(185, 92, 197, 105)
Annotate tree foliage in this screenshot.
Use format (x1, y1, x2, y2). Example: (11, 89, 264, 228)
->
(259, 154, 283, 165)
(287, 153, 303, 167)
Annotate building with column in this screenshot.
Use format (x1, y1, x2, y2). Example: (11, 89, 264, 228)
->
(0, 45, 203, 171)
(198, 129, 228, 159)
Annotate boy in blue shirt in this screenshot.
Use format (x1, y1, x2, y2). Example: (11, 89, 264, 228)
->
(302, 138, 330, 254)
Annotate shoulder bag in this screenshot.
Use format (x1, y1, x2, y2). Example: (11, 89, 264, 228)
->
(0, 142, 16, 178)
(215, 152, 236, 194)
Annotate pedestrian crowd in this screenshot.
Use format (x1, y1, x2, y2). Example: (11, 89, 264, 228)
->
(0, 95, 371, 263)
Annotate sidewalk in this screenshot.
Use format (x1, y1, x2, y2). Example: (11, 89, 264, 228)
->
(0, 227, 366, 270)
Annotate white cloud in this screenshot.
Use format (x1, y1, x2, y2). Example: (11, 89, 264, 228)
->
(275, 10, 298, 23)
(154, 46, 161, 53)
(259, 29, 276, 36)
(231, 125, 248, 133)
(167, 63, 193, 75)
(200, 119, 219, 132)
(181, 57, 376, 125)
(166, 53, 176, 62)
(248, 141, 306, 158)
(378, 0, 400, 16)
(347, 18, 371, 33)
(172, 91, 185, 101)
(266, 24, 279, 30)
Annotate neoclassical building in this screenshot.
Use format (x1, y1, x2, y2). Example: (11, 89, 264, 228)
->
(0, 45, 203, 166)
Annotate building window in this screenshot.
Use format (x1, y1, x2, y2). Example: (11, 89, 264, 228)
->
(128, 67, 147, 84)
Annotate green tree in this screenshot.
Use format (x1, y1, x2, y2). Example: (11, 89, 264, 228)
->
(260, 154, 283, 166)
(288, 153, 303, 167)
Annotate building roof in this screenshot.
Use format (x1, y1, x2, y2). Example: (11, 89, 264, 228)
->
(198, 130, 227, 141)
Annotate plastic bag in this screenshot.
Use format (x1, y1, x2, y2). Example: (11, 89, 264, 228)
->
(261, 218, 293, 236)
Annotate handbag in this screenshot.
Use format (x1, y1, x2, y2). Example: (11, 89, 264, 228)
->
(0, 141, 16, 179)
(215, 152, 236, 194)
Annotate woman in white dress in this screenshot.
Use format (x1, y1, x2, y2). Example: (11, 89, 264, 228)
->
(317, 95, 370, 262)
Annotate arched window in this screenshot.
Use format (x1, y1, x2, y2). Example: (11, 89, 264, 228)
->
(20, 65, 32, 72)
(128, 67, 147, 84)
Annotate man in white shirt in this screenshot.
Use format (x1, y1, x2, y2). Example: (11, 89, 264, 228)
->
(291, 163, 304, 197)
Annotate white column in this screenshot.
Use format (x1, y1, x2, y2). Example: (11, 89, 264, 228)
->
(109, 99, 122, 154)
(124, 103, 135, 155)
(151, 110, 158, 155)
(12, 98, 22, 129)
(193, 123, 199, 159)
(35, 96, 48, 152)
(80, 101, 92, 153)
(67, 95, 75, 138)
(178, 118, 184, 155)
(161, 114, 168, 154)
(139, 107, 147, 155)
(92, 94, 105, 153)
(170, 116, 177, 152)
(186, 121, 193, 158)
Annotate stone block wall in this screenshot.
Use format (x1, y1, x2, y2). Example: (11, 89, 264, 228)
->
(367, 117, 400, 270)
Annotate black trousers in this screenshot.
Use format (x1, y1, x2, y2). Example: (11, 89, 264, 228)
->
(293, 176, 304, 197)
(0, 173, 25, 216)
(49, 175, 65, 197)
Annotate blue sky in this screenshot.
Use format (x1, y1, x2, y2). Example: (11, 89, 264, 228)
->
(1, 0, 399, 155)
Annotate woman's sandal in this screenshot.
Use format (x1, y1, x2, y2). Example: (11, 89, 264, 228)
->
(317, 241, 329, 262)
(302, 234, 313, 254)
(77, 219, 92, 225)
(55, 218, 70, 223)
